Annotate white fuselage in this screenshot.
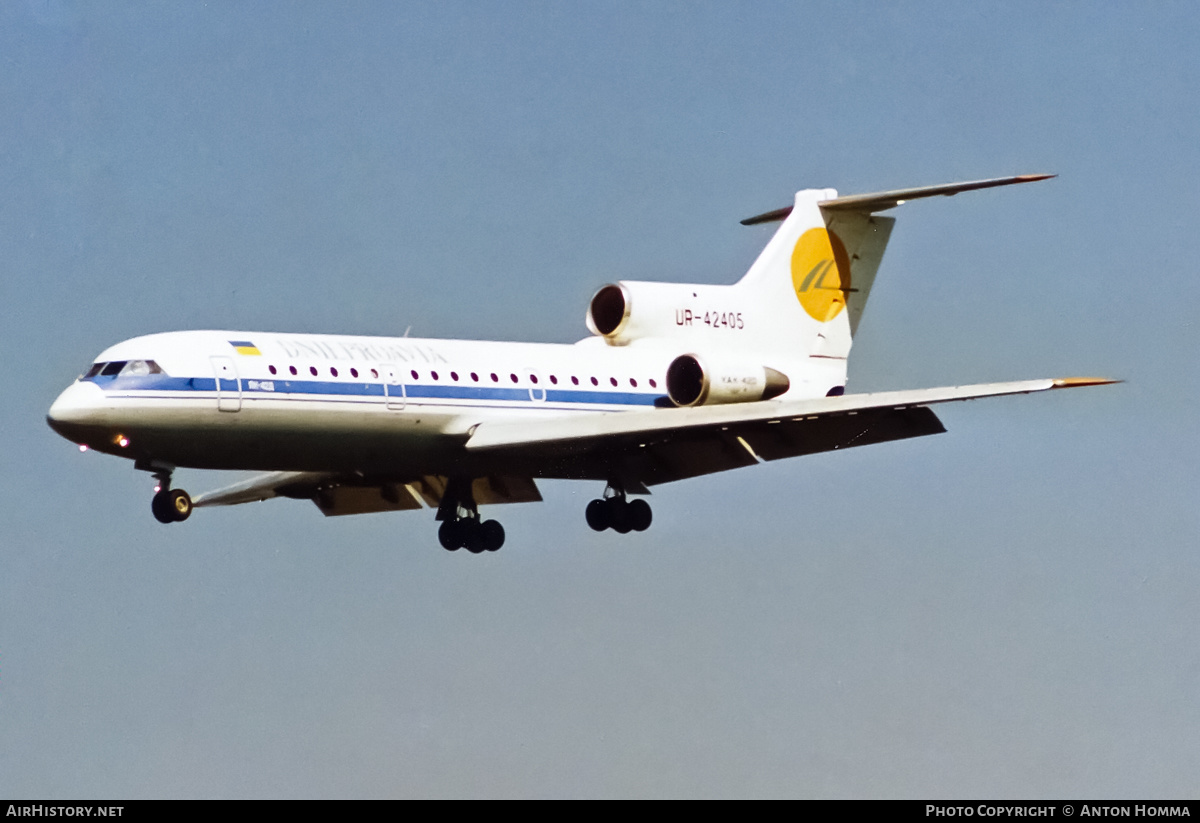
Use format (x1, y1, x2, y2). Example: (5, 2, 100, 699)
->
(47, 329, 838, 480)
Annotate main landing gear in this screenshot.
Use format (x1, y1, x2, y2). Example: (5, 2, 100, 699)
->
(147, 468, 192, 524)
(586, 483, 652, 534)
(436, 478, 504, 554)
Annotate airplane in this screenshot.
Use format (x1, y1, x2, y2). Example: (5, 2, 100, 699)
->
(46, 174, 1116, 553)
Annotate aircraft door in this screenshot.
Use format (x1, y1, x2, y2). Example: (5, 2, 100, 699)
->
(524, 368, 546, 402)
(382, 364, 406, 410)
(211, 356, 241, 412)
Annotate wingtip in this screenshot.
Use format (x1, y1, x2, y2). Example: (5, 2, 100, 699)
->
(1018, 173, 1057, 182)
(1051, 377, 1121, 388)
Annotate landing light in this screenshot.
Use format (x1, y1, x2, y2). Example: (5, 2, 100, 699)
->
(116, 435, 129, 448)
(79, 444, 88, 452)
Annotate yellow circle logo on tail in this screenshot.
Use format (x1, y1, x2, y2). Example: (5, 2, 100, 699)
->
(791, 228, 852, 322)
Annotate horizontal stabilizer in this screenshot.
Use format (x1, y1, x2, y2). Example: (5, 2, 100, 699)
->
(740, 174, 1055, 225)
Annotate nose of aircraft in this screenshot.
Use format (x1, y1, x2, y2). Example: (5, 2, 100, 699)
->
(47, 380, 106, 440)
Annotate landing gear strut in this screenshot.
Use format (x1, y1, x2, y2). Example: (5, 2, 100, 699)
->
(146, 468, 191, 524)
(436, 477, 504, 553)
(586, 482, 652, 534)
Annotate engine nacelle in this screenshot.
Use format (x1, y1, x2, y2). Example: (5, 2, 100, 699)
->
(586, 281, 745, 346)
(665, 353, 790, 407)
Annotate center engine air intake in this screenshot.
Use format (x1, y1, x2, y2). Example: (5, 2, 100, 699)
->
(665, 353, 790, 407)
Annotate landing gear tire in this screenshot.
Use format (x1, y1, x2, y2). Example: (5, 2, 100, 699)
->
(465, 521, 487, 554)
(152, 488, 192, 524)
(609, 500, 633, 534)
(586, 494, 652, 534)
(628, 498, 652, 532)
(481, 520, 505, 552)
(168, 489, 192, 522)
(439, 520, 464, 551)
(436, 478, 505, 554)
(441, 518, 505, 553)
(152, 491, 174, 524)
(586, 499, 610, 531)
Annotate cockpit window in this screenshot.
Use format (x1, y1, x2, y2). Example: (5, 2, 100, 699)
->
(120, 360, 163, 376)
(91, 360, 164, 377)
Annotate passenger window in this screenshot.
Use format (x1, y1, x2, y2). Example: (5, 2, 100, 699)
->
(609, 377, 617, 387)
(471, 372, 479, 382)
(649, 379, 657, 388)
(590, 377, 598, 386)
(491, 373, 498, 382)
(309, 366, 318, 376)
(571, 376, 579, 385)
(550, 375, 558, 385)
(510, 373, 518, 383)
(630, 378, 637, 387)
(269, 365, 278, 375)
(330, 367, 338, 377)
(351, 368, 359, 378)
(451, 372, 459, 381)
(431, 371, 439, 381)
(290, 366, 298, 376)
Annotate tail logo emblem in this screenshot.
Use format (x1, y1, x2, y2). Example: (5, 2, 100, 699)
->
(791, 228, 851, 322)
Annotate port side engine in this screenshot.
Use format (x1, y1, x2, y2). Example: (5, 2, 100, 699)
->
(665, 352, 790, 407)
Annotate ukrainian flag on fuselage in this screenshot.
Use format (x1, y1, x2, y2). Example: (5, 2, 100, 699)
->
(228, 340, 262, 356)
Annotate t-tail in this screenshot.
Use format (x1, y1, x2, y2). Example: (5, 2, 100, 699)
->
(733, 174, 1055, 363)
(584, 174, 1053, 402)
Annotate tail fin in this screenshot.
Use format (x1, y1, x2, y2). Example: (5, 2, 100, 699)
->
(734, 188, 893, 363)
(734, 175, 1053, 363)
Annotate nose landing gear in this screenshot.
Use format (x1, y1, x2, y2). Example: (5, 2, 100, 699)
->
(146, 466, 191, 524)
(586, 482, 652, 534)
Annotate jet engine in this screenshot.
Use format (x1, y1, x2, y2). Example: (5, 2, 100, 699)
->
(665, 353, 790, 407)
(586, 281, 745, 346)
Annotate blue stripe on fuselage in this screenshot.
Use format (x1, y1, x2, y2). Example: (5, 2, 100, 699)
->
(83, 374, 662, 407)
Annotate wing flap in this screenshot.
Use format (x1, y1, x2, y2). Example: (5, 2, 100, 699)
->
(742, 405, 946, 462)
(314, 484, 425, 516)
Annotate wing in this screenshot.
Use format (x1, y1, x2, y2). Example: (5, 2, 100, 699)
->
(193, 471, 542, 516)
(465, 378, 1117, 487)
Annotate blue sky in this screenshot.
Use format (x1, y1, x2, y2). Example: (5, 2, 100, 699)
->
(2, 1, 1197, 798)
